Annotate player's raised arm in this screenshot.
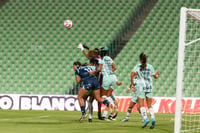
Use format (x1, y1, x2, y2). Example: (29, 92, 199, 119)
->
(77, 43, 91, 59)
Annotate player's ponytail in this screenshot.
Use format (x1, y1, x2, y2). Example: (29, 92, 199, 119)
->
(139, 53, 147, 71)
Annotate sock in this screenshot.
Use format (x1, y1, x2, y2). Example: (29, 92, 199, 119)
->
(107, 96, 115, 112)
(140, 113, 144, 122)
(102, 110, 108, 118)
(80, 106, 85, 115)
(127, 107, 132, 113)
(126, 112, 130, 119)
(88, 102, 93, 119)
(140, 107, 148, 120)
(149, 108, 155, 120)
(125, 107, 132, 119)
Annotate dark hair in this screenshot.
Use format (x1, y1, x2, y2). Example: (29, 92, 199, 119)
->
(94, 48, 100, 54)
(139, 53, 147, 71)
(73, 61, 81, 66)
(82, 62, 88, 66)
(88, 49, 99, 58)
(90, 58, 96, 64)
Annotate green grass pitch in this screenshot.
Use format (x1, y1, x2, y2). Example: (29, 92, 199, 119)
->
(0, 110, 174, 133)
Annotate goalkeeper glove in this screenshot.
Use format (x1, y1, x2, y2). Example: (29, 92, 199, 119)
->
(77, 43, 84, 51)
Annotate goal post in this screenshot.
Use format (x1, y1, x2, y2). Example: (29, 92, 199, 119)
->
(174, 7, 200, 133)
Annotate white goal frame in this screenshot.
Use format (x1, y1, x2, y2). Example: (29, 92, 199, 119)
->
(174, 7, 200, 133)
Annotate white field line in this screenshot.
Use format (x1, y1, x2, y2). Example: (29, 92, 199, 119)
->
(0, 115, 49, 122)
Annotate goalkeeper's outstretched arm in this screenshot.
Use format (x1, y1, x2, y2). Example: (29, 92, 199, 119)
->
(77, 43, 91, 59)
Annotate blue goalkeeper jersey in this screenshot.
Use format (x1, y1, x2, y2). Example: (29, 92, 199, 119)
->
(75, 66, 96, 82)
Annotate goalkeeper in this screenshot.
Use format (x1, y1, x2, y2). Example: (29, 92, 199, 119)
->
(77, 43, 103, 120)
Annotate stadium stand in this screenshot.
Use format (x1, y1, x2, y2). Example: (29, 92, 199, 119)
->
(0, 0, 199, 96)
(0, 0, 149, 94)
(114, 0, 200, 96)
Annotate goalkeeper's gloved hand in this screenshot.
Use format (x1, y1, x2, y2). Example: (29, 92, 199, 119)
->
(77, 43, 84, 51)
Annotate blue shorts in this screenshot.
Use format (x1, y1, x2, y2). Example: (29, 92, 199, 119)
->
(82, 77, 100, 90)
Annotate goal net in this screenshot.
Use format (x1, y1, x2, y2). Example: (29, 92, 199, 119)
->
(174, 7, 200, 133)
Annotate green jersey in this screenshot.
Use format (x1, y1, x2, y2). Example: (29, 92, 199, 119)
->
(98, 56, 114, 77)
(132, 63, 155, 92)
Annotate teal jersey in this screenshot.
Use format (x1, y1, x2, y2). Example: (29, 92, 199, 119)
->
(132, 63, 155, 92)
(98, 56, 114, 76)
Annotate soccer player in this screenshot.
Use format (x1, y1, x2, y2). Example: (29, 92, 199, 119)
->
(90, 46, 122, 120)
(73, 60, 114, 122)
(130, 53, 159, 129)
(77, 43, 103, 120)
(121, 77, 141, 122)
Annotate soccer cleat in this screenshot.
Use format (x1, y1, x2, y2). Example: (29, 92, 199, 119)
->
(108, 115, 116, 121)
(101, 116, 110, 121)
(142, 118, 150, 128)
(79, 114, 88, 122)
(112, 109, 119, 119)
(102, 116, 106, 120)
(121, 117, 129, 122)
(150, 119, 156, 129)
(88, 118, 92, 123)
(98, 112, 104, 120)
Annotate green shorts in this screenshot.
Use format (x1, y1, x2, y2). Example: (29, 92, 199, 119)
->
(102, 75, 117, 90)
(136, 91, 153, 99)
(131, 92, 138, 103)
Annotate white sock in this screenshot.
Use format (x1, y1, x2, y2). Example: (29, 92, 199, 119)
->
(149, 107, 155, 120)
(102, 110, 108, 117)
(140, 113, 143, 120)
(140, 107, 148, 120)
(88, 102, 93, 119)
(126, 112, 130, 119)
(126, 107, 132, 118)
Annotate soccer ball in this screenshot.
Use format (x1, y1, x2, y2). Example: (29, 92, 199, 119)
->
(64, 20, 72, 28)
